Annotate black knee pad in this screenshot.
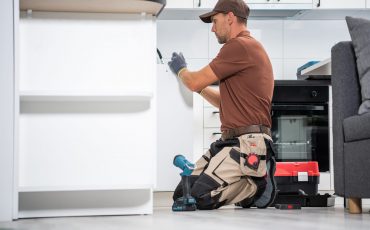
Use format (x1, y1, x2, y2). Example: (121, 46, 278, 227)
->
(191, 174, 220, 198)
(190, 174, 223, 210)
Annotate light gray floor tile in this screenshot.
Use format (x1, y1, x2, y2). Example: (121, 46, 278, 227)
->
(1, 206, 370, 230)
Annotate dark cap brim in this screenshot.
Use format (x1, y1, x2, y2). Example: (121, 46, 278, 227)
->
(199, 11, 218, 23)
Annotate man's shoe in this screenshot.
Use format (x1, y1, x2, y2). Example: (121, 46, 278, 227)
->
(254, 157, 277, 208)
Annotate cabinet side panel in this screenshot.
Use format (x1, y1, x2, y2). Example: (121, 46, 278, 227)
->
(0, 0, 15, 222)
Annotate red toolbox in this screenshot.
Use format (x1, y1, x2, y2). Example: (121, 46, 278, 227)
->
(274, 162, 320, 196)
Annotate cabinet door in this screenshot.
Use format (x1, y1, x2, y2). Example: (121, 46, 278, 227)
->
(195, 0, 312, 8)
(166, 0, 193, 8)
(240, 0, 313, 3)
(204, 107, 221, 127)
(246, 0, 271, 3)
(193, 0, 217, 8)
(277, 0, 312, 3)
(313, 0, 366, 8)
(156, 64, 194, 191)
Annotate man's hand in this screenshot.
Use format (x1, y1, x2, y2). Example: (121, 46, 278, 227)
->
(168, 52, 187, 77)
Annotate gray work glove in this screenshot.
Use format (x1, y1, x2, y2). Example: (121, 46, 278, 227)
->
(168, 52, 187, 76)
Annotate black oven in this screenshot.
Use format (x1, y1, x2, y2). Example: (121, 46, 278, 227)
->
(271, 81, 330, 172)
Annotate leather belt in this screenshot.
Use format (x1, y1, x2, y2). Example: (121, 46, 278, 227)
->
(221, 125, 271, 140)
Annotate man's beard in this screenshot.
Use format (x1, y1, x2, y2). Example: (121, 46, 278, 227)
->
(216, 34, 227, 44)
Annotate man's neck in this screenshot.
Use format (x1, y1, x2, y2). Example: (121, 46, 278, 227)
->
(228, 25, 247, 41)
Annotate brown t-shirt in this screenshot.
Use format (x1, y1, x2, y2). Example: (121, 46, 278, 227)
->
(209, 30, 274, 131)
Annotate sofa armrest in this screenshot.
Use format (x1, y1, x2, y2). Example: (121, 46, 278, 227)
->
(343, 113, 370, 142)
(332, 42, 361, 120)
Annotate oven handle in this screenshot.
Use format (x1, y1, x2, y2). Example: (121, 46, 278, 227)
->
(272, 105, 325, 111)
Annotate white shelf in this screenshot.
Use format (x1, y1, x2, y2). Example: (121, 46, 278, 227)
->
(301, 58, 331, 76)
(20, 90, 153, 102)
(18, 188, 153, 218)
(20, 0, 165, 15)
(18, 184, 154, 192)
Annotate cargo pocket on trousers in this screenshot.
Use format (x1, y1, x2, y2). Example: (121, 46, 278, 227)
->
(237, 134, 267, 178)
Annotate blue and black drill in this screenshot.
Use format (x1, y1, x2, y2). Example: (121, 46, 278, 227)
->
(172, 155, 197, 211)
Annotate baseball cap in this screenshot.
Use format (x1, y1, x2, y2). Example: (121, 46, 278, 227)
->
(199, 0, 250, 23)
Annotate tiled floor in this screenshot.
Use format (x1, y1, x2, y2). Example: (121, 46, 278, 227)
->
(0, 206, 369, 230)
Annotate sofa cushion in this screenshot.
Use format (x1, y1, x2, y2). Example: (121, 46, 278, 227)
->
(345, 16, 370, 114)
(343, 112, 370, 142)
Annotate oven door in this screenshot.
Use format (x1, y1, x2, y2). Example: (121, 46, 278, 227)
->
(271, 103, 329, 172)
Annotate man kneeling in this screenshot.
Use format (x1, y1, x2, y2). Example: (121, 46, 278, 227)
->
(168, 0, 276, 210)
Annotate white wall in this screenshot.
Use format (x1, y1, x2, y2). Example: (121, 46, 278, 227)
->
(157, 19, 351, 80)
(0, 0, 15, 222)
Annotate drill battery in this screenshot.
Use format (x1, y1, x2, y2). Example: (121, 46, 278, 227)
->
(172, 196, 196, 211)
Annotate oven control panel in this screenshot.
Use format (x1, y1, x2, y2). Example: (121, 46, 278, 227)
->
(273, 85, 329, 103)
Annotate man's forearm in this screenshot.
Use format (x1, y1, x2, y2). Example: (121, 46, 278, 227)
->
(178, 65, 219, 93)
(176, 65, 220, 108)
(178, 68, 200, 92)
(199, 87, 220, 109)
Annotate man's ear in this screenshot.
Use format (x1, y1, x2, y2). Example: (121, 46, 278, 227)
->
(227, 12, 235, 24)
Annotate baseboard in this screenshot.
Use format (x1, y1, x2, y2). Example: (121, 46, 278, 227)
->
(153, 191, 173, 208)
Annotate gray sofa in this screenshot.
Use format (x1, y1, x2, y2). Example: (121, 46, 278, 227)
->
(332, 41, 370, 213)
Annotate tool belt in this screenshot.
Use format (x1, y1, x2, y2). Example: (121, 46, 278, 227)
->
(221, 125, 271, 140)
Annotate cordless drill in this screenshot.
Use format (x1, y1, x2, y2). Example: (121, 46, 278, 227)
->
(172, 155, 197, 211)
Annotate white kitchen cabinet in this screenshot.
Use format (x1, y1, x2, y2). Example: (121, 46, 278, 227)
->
(193, 86, 219, 160)
(17, 11, 157, 219)
(12, 0, 165, 219)
(166, 0, 193, 8)
(193, 0, 216, 8)
(156, 64, 194, 191)
(248, 0, 312, 3)
(194, 0, 312, 9)
(20, 0, 165, 15)
(312, 0, 366, 9)
(160, 0, 370, 20)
